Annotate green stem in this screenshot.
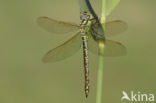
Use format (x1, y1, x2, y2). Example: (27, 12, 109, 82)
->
(96, 0, 106, 102)
(96, 42, 105, 103)
(101, 0, 106, 24)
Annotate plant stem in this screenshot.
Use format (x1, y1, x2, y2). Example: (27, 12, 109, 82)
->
(101, 0, 106, 24)
(96, 41, 105, 103)
(96, 0, 106, 103)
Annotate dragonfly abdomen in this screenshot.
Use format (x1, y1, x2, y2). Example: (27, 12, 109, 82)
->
(81, 35, 89, 98)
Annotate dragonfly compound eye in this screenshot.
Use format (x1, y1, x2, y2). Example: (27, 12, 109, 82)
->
(80, 16, 83, 19)
(87, 15, 90, 18)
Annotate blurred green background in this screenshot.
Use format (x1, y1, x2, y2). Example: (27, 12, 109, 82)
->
(0, 0, 156, 103)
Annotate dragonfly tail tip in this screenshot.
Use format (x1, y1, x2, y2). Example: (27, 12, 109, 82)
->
(85, 94, 88, 98)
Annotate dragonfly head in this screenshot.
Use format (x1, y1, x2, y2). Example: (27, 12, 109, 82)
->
(80, 11, 94, 26)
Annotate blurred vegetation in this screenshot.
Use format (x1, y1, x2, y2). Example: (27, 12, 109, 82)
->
(0, 0, 156, 103)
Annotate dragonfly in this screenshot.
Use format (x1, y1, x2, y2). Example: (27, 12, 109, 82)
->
(37, 0, 127, 98)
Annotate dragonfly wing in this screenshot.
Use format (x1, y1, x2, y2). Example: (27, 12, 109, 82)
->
(88, 33, 126, 57)
(43, 32, 81, 63)
(37, 16, 79, 34)
(104, 20, 128, 37)
(103, 40, 127, 57)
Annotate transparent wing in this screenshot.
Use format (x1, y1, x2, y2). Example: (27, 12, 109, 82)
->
(104, 20, 128, 37)
(43, 32, 81, 63)
(88, 33, 126, 56)
(103, 40, 126, 57)
(37, 16, 79, 34)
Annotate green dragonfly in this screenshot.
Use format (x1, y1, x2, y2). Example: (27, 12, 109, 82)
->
(37, 16, 127, 94)
(37, 0, 127, 98)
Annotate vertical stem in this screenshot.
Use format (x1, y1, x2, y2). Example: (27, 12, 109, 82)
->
(96, 0, 106, 103)
(101, 0, 106, 24)
(96, 42, 104, 103)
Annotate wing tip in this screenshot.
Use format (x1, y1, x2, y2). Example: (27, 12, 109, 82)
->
(36, 16, 47, 23)
(37, 16, 48, 20)
(42, 53, 54, 63)
(42, 56, 50, 63)
(115, 20, 128, 30)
